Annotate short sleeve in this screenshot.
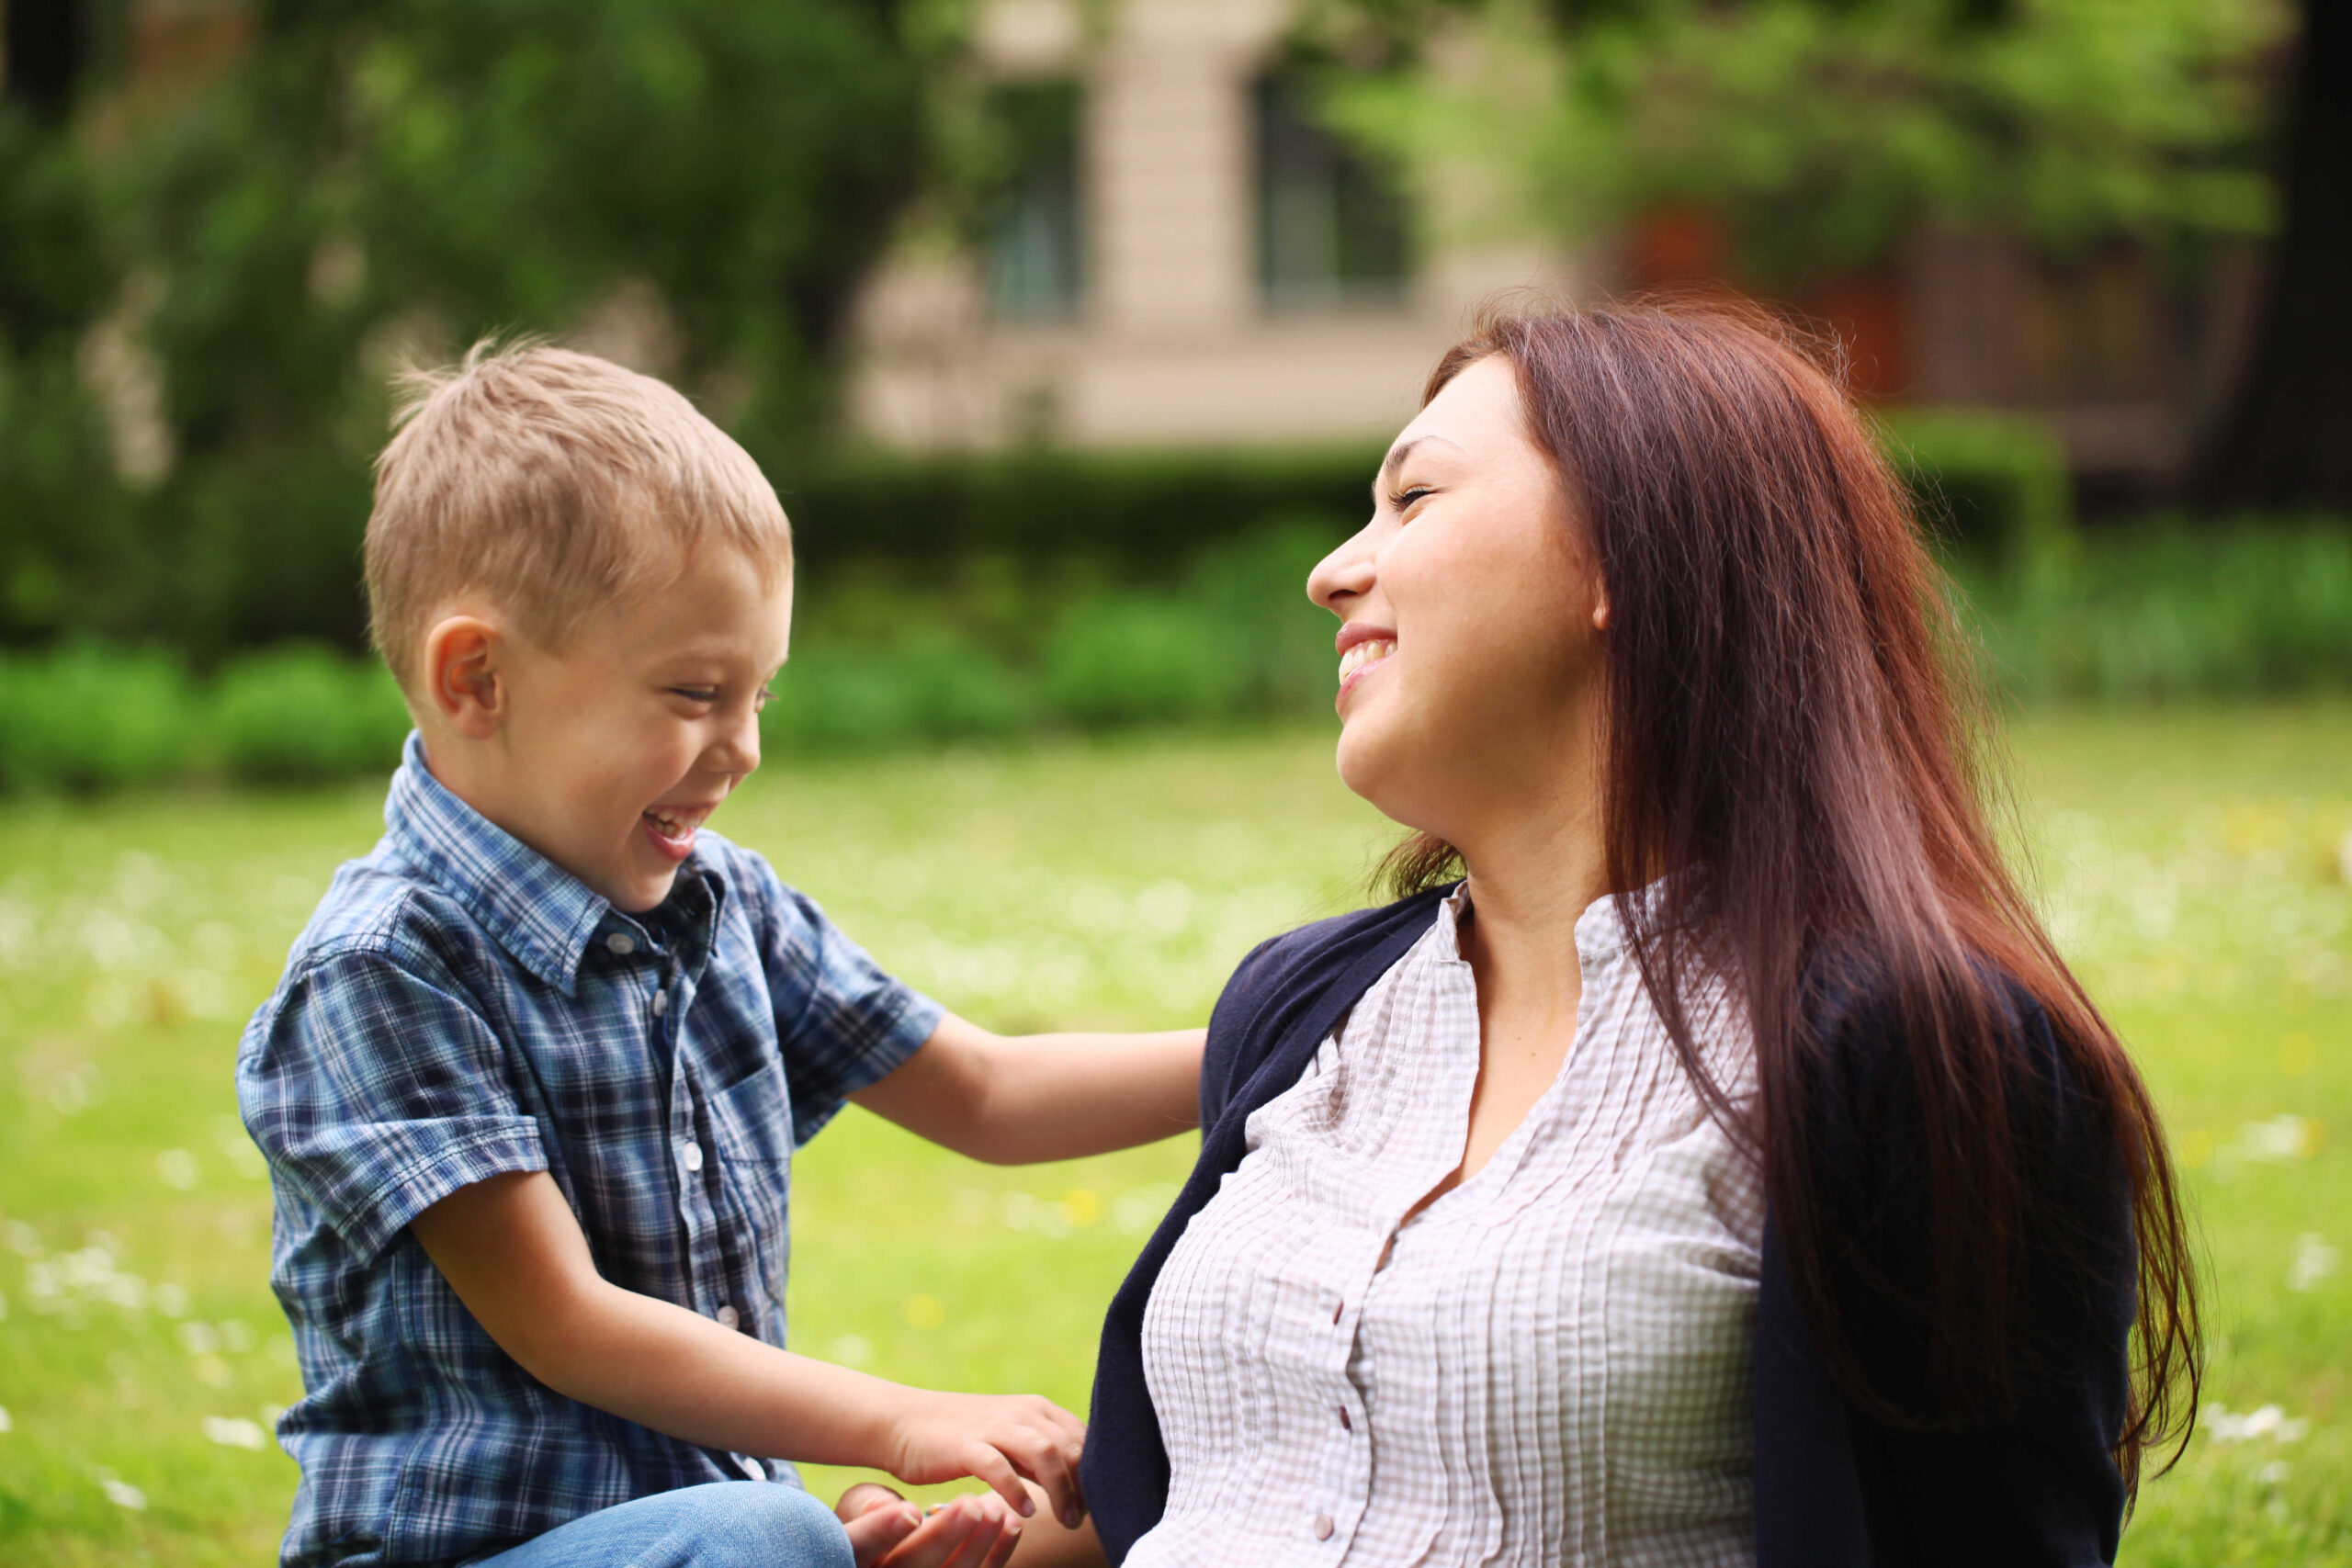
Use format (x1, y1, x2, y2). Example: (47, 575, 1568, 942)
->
(749, 865, 944, 1146)
(238, 949, 548, 1259)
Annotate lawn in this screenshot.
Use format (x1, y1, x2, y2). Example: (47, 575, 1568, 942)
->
(0, 708, 2345, 1564)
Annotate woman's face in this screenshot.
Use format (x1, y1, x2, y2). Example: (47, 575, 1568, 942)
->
(1307, 354, 1609, 850)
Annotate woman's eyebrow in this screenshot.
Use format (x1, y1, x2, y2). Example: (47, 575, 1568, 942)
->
(1378, 434, 1464, 493)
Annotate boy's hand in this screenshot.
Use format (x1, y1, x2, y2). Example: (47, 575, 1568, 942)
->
(412, 1172, 1080, 1509)
(882, 1391, 1086, 1530)
(839, 1483, 1023, 1568)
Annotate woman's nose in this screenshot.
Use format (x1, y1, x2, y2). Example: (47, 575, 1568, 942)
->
(1308, 525, 1378, 612)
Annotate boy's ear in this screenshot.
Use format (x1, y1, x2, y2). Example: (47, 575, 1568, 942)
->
(423, 615, 508, 739)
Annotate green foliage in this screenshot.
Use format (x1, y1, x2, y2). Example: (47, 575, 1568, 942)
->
(784, 446, 1383, 561)
(0, 402, 2082, 665)
(1877, 405, 2075, 581)
(1181, 519, 1351, 717)
(0, 646, 197, 794)
(1044, 597, 1251, 728)
(4, 516, 2347, 794)
(1, 0, 933, 656)
(1323, 0, 2288, 281)
(767, 638, 1039, 753)
(0, 643, 404, 792)
(1970, 519, 2352, 701)
(0, 110, 140, 643)
(209, 646, 412, 784)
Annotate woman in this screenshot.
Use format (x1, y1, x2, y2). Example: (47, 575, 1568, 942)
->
(1060, 302, 2198, 1567)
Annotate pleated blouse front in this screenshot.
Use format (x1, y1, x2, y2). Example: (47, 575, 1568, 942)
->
(1131, 889, 1764, 1567)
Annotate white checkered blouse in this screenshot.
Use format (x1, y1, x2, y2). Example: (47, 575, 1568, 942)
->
(1132, 887, 1763, 1567)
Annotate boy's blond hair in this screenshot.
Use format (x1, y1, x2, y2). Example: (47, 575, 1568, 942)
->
(366, 339, 791, 693)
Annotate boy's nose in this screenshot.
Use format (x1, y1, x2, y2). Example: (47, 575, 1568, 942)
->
(712, 709, 762, 776)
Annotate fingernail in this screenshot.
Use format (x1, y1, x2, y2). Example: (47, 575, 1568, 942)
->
(1015, 1493, 1035, 1517)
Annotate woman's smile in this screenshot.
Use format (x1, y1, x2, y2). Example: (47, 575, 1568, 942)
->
(1336, 629, 1397, 711)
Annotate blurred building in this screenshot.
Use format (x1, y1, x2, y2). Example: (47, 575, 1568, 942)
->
(1621, 207, 2265, 503)
(28, 0, 2261, 496)
(847, 0, 1592, 454)
(850, 0, 2257, 500)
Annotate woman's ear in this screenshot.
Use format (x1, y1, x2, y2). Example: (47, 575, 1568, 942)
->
(423, 615, 507, 739)
(1591, 590, 1610, 634)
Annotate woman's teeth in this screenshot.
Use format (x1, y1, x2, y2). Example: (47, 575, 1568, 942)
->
(1339, 639, 1396, 683)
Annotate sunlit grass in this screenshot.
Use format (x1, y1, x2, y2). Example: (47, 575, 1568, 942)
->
(0, 710, 2346, 1563)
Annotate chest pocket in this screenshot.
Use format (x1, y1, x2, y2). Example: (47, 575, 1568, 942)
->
(706, 1066, 794, 1322)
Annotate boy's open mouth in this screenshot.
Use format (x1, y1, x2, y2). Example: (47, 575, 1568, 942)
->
(640, 803, 716, 862)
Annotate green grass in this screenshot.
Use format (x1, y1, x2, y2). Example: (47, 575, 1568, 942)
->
(0, 710, 2346, 1563)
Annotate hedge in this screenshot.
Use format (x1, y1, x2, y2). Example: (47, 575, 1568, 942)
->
(5, 411, 2069, 659)
(1874, 407, 2074, 583)
(3, 516, 2346, 794)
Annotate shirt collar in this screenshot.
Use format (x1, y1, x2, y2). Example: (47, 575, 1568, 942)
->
(381, 732, 614, 994)
(1436, 878, 1659, 970)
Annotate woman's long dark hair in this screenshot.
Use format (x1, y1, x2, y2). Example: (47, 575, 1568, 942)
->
(1385, 299, 2198, 1486)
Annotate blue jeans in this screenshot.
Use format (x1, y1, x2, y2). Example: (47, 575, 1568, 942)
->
(468, 1482, 854, 1568)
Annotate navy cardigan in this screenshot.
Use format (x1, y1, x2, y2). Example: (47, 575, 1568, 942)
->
(1081, 888, 2137, 1565)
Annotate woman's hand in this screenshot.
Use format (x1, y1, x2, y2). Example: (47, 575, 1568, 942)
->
(839, 1483, 1024, 1568)
(881, 1392, 1087, 1528)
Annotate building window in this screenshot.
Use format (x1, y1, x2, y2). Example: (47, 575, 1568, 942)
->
(984, 79, 1085, 320)
(1254, 73, 1411, 312)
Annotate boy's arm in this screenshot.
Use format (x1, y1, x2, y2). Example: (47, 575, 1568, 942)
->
(848, 1014, 1203, 1166)
(410, 1169, 1086, 1527)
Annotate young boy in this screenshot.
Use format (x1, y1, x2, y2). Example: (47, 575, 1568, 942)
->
(237, 344, 1198, 1568)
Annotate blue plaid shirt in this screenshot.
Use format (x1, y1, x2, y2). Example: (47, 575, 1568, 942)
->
(238, 736, 943, 1567)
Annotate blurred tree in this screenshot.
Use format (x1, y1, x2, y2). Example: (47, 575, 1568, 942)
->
(3, 0, 91, 125)
(1316, 0, 2284, 287)
(2184, 0, 2350, 513)
(0, 101, 141, 645)
(1315, 0, 2346, 508)
(2, 0, 935, 654)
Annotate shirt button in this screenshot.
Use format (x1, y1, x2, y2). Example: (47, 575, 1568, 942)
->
(681, 1141, 705, 1173)
(605, 932, 636, 956)
(1338, 1405, 1351, 1432)
(1331, 1299, 1344, 1325)
(715, 1303, 739, 1329)
(1313, 1514, 1335, 1541)
(650, 990, 668, 1016)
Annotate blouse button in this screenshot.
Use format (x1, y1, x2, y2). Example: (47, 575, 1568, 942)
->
(605, 931, 637, 956)
(651, 990, 668, 1016)
(715, 1303, 740, 1329)
(681, 1141, 705, 1173)
(1338, 1405, 1351, 1432)
(1313, 1514, 1335, 1541)
(1331, 1299, 1343, 1325)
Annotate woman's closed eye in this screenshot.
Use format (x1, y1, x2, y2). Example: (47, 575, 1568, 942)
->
(1387, 485, 1435, 514)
